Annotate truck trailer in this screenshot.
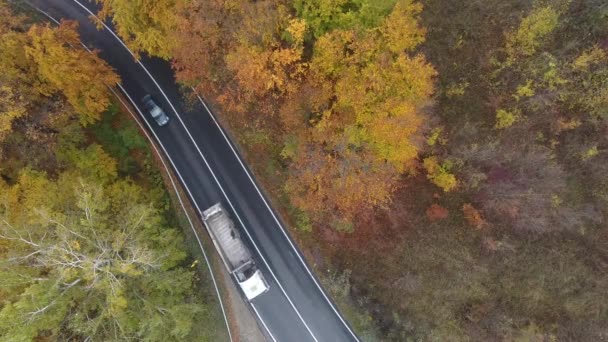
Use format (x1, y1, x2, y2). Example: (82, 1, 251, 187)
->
(201, 203, 269, 300)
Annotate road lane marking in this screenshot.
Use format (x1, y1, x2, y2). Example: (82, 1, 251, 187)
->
(251, 303, 278, 342)
(68, 1, 321, 340)
(25, 2, 60, 24)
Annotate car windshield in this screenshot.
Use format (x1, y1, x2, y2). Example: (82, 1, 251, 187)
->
(150, 106, 162, 118)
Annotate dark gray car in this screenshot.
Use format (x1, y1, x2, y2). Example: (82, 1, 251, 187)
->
(142, 94, 169, 126)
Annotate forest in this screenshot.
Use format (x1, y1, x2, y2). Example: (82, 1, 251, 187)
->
(2, 0, 607, 340)
(93, 0, 607, 340)
(0, 3, 226, 340)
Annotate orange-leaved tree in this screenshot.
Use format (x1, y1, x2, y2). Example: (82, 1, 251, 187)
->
(283, 0, 436, 227)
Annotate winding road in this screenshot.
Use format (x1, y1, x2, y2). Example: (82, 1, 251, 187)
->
(24, 1, 360, 341)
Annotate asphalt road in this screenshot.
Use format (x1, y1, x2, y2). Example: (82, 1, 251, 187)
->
(24, 1, 360, 341)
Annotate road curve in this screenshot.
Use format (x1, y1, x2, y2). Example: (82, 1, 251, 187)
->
(25, 1, 360, 341)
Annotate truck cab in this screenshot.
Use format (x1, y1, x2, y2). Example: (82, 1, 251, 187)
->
(236, 262, 270, 300)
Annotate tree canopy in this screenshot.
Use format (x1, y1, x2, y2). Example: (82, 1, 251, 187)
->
(282, 0, 436, 223)
(95, 0, 186, 59)
(0, 12, 119, 129)
(0, 170, 201, 341)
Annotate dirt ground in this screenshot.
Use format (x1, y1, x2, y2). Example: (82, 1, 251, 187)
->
(219, 268, 268, 342)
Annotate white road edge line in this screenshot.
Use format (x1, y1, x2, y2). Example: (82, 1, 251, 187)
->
(69, 1, 321, 341)
(21, 3, 235, 342)
(114, 85, 233, 342)
(251, 303, 278, 342)
(195, 93, 361, 341)
(27, 3, 60, 24)
(231, 274, 278, 342)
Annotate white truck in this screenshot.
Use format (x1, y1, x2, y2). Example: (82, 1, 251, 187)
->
(201, 203, 269, 300)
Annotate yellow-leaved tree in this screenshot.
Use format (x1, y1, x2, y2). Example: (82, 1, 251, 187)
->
(1, 8, 119, 138)
(95, 0, 185, 59)
(25, 21, 120, 126)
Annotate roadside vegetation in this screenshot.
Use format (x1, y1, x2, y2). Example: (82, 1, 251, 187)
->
(5, 0, 607, 340)
(0, 3, 226, 340)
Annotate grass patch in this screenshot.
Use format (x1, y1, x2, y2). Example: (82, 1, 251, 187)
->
(90, 103, 148, 176)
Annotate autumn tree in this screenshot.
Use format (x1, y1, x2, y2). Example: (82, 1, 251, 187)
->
(283, 0, 436, 225)
(0, 86, 27, 141)
(0, 2, 37, 90)
(95, 0, 186, 59)
(226, 17, 308, 101)
(170, 0, 226, 95)
(284, 137, 399, 226)
(26, 21, 120, 126)
(422, 156, 456, 192)
(426, 203, 448, 221)
(0, 3, 37, 142)
(0, 168, 202, 341)
(1, 11, 119, 129)
(293, 0, 400, 38)
(505, 6, 559, 60)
